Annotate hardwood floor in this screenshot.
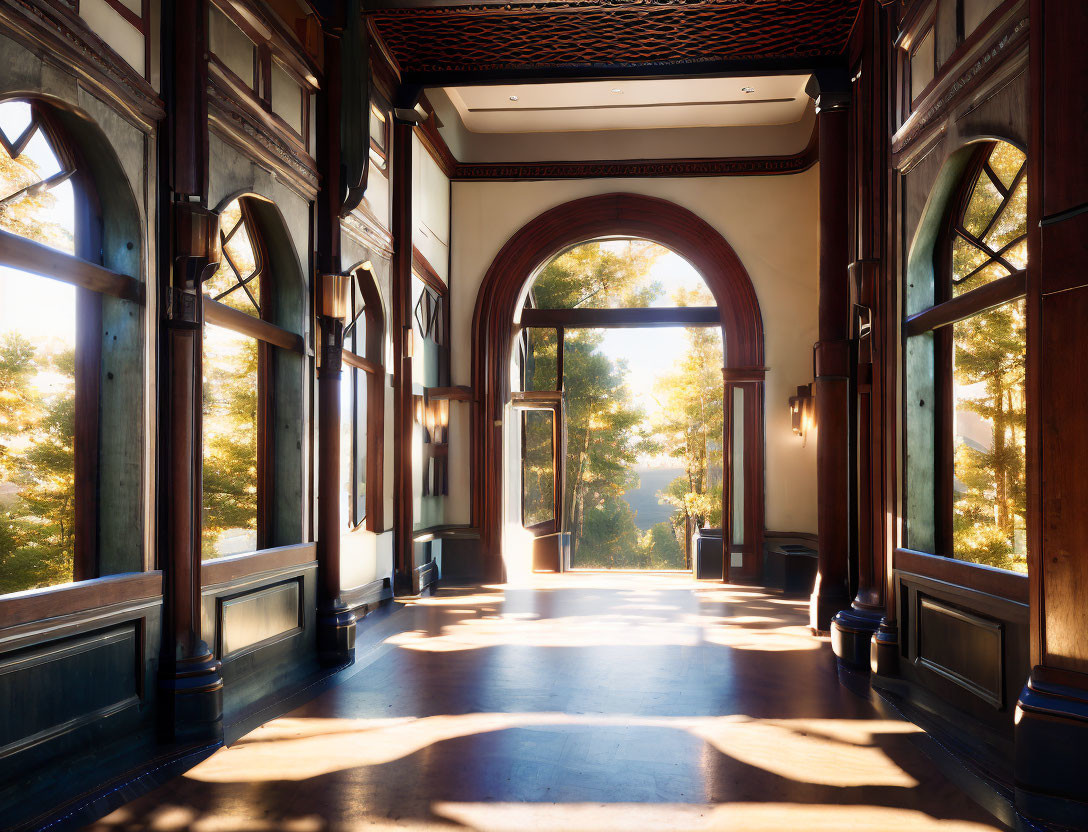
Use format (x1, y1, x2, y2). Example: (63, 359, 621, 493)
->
(87, 574, 1007, 831)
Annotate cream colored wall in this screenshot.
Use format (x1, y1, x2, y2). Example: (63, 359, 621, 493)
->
(447, 170, 820, 535)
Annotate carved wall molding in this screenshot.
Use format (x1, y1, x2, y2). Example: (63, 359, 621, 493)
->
(451, 139, 818, 181)
(892, 13, 1028, 156)
(0, 0, 163, 128)
(342, 209, 394, 260)
(207, 82, 319, 197)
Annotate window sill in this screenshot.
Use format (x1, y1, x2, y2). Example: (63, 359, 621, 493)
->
(201, 542, 317, 587)
(0, 571, 163, 629)
(894, 548, 1028, 603)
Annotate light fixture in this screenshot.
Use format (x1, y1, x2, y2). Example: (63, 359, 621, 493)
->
(741, 86, 756, 94)
(509, 95, 519, 101)
(610, 88, 623, 94)
(789, 383, 815, 446)
(318, 273, 350, 320)
(404, 327, 414, 359)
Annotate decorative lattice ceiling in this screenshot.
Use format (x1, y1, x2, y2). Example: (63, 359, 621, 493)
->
(368, 0, 862, 76)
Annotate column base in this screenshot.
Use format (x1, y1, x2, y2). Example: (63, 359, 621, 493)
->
(830, 606, 883, 669)
(809, 584, 851, 634)
(1014, 671, 1088, 829)
(870, 617, 900, 677)
(159, 647, 223, 744)
(317, 604, 357, 667)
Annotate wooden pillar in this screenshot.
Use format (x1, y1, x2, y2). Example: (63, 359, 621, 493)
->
(810, 94, 854, 633)
(158, 0, 222, 742)
(391, 108, 415, 592)
(313, 18, 356, 665)
(1014, 1, 1088, 826)
(832, 0, 893, 667)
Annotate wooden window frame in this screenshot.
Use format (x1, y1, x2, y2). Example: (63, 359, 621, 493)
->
(341, 266, 385, 531)
(369, 101, 389, 172)
(0, 100, 145, 591)
(202, 196, 303, 556)
(904, 141, 1028, 562)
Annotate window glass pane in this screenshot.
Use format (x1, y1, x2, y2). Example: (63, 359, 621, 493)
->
(529, 240, 711, 309)
(0, 267, 76, 593)
(202, 324, 258, 558)
(910, 28, 934, 101)
(961, 170, 1004, 238)
(206, 200, 260, 317)
(521, 409, 554, 527)
(340, 368, 353, 528)
(952, 298, 1026, 572)
(354, 368, 367, 523)
(987, 142, 1026, 190)
(983, 178, 1027, 252)
(954, 259, 1010, 298)
(271, 60, 303, 135)
(951, 235, 990, 289)
(0, 103, 75, 255)
(1004, 239, 1028, 271)
(523, 328, 558, 391)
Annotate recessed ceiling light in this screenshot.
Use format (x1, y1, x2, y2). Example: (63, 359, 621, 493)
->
(741, 86, 756, 94)
(610, 88, 623, 94)
(509, 95, 519, 101)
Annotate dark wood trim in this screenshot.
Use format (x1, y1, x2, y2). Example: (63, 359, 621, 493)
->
(100, 0, 145, 31)
(342, 349, 383, 375)
(904, 271, 1026, 336)
(892, 3, 1028, 156)
(895, 548, 1029, 604)
(521, 306, 719, 329)
(0, 571, 162, 630)
(0, 229, 145, 303)
(722, 367, 768, 382)
(341, 577, 392, 611)
(413, 101, 456, 180)
(411, 246, 446, 293)
(426, 385, 474, 402)
(203, 296, 305, 353)
(451, 125, 819, 182)
(200, 543, 317, 587)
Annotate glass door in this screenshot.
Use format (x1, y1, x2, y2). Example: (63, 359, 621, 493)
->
(512, 391, 566, 571)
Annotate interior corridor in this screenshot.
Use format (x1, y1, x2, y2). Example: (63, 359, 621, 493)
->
(88, 575, 1006, 831)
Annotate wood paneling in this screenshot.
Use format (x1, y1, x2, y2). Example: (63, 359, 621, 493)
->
(218, 579, 302, 659)
(200, 543, 317, 587)
(895, 548, 1028, 604)
(917, 596, 1004, 707)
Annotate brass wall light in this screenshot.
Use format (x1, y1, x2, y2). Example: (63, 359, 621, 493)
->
(319, 273, 350, 320)
(789, 384, 815, 446)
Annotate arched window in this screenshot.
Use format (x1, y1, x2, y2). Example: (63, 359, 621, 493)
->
(0, 99, 144, 594)
(341, 264, 384, 531)
(905, 140, 1027, 573)
(201, 195, 306, 558)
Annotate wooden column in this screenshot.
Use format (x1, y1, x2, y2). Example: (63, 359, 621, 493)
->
(158, 0, 222, 742)
(832, 0, 893, 667)
(313, 18, 356, 665)
(1014, 1, 1088, 826)
(810, 96, 854, 633)
(391, 110, 415, 592)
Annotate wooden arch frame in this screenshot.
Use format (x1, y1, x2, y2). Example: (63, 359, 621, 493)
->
(470, 192, 766, 579)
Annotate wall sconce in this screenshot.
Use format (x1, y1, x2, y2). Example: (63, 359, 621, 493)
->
(319, 273, 350, 320)
(789, 384, 815, 446)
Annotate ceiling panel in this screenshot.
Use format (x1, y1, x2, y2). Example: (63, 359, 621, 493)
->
(446, 75, 811, 133)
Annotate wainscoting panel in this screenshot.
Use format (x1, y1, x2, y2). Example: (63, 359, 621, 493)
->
(917, 596, 1004, 708)
(219, 579, 302, 659)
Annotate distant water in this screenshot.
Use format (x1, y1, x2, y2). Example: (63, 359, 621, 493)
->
(624, 467, 683, 530)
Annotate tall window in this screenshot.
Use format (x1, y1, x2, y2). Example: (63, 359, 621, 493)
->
(0, 99, 144, 594)
(906, 141, 1027, 573)
(341, 265, 384, 530)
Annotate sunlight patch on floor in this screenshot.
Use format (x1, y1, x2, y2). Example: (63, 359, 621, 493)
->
(180, 713, 922, 788)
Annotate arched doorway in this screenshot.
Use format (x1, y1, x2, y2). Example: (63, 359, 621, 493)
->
(471, 193, 765, 580)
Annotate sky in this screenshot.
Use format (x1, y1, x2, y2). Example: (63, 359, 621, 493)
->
(594, 246, 722, 469)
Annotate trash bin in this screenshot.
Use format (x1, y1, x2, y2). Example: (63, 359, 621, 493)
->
(764, 543, 818, 595)
(693, 527, 724, 580)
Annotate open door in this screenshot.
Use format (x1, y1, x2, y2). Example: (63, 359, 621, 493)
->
(512, 391, 567, 571)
